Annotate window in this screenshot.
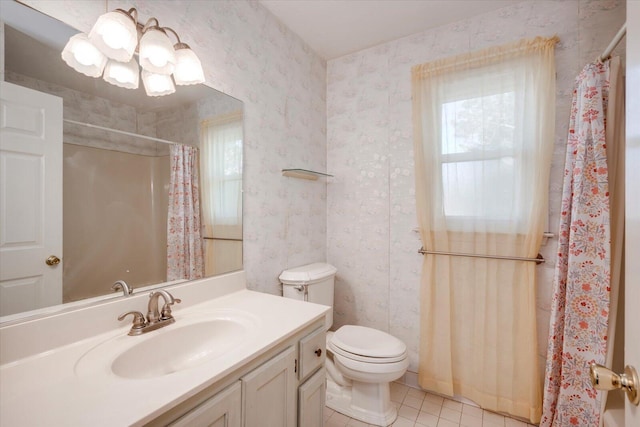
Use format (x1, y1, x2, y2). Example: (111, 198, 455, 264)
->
(440, 86, 518, 222)
(412, 38, 557, 234)
(200, 112, 243, 228)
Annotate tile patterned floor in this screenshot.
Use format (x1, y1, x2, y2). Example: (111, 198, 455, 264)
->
(323, 382, 537, 427)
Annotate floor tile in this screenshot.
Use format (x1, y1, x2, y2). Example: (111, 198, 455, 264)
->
(504, 418, 527, 427)
(347, 418, 370, 427)
(443, 399, 463, 412)
(404, 395, 425, 410)
(416, 411, 439, 427)
(424, 393, 445, 406)
(462, 404, 483, 419)
(421, 399, 443, 416)
(407, 387, 427, 400)
(482, 410, 505, 426)
(325, 383, 539, 427)
(398, 404, 420, 421)
(460, 413, 483, 427)
(439, 407, 462, 424)
(392, 417, 416, 427)
(326, 418, 350, 427)
(437, 418, 460, 427)
(329, 411, 352, 425)
(325, 407, 336, 420)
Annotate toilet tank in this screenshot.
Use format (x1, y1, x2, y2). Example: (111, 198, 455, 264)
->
(279, 262, 337, 330)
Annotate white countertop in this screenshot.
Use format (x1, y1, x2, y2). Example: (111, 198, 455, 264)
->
(0, 280, 329, 426)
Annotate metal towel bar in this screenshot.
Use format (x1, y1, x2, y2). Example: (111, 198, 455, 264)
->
(203, 237, 242, 242)
(418, 248, 545, 265)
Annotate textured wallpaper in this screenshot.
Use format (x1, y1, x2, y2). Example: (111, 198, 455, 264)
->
(19, 0, 626, 382)
(326, 0, 626, 376)
(21, 0, 329, 296)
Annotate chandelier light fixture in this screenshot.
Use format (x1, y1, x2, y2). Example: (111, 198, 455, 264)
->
(61, 7, 205, 96)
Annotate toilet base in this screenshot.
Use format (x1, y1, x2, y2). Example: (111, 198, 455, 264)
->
(325, 375, 398, 427)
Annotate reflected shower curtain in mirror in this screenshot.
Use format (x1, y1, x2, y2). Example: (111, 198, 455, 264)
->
(540, 58, 618, 427)
(412, 37, 557, 423)
(167, 144, 204, 281)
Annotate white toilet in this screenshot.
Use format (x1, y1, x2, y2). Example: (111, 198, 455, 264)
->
(280, 263, 409, 427)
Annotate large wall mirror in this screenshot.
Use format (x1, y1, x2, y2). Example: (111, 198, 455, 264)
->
(0, 1, 243, 321)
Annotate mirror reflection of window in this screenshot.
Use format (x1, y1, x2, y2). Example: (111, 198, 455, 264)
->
(200, 112, 243, 276)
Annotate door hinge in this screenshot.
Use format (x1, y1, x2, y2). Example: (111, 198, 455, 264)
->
(295, 359, 298, 373)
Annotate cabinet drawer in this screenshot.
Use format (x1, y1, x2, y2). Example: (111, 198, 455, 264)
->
(298, 327, 325, 380)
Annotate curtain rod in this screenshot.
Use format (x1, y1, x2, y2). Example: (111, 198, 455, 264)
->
(600, 22, 626, 62)
(63, 119, 181, 146)
(418, 247, 545, 265)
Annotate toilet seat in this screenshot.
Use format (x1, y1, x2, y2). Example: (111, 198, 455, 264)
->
(333, 352, 409, 376)
(329, 325, 408, 364)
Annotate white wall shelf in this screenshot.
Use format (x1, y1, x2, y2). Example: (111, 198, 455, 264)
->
(281, 169, 333, 181)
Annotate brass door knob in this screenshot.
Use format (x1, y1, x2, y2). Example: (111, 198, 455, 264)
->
(45, 255, 61, 266)
(315, 348, 322, 357)
(590, 363, 639, 405)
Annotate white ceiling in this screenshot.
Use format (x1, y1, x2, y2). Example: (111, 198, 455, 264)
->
(259, 0, 523, 60)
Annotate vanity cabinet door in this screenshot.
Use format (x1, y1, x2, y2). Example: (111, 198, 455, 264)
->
(242, 346, 296, 427)
(298, 368, 326, 427)
(169, 381, 241, 427)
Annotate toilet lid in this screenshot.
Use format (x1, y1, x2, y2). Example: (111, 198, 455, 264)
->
(329, 325, 407, 361)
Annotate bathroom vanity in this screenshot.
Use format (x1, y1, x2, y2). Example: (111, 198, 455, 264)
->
(0, 272, 329, 426)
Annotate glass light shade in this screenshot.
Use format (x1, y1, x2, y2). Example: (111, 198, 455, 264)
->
(139, 28, 176, 75)
(141, 70, 175, 96)
(173, 47, 205, 85)
(61, 33, 107, 78)
(103, 58, 139, 89)
(89, 11, 138, 62)
(88, 11, 138, 62)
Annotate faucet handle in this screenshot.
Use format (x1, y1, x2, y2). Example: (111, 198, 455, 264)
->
(118, 310, 147, 334)
(160, 298, 182, 320)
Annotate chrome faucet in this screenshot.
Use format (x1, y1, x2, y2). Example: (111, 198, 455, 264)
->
(112, 280, 133, 296)
(118, 290, 181, 336)
(147, 289, 182, 324)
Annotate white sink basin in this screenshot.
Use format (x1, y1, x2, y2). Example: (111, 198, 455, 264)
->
(75, 309, 258, 380)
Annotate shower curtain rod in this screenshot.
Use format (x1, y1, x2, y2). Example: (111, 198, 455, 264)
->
(63, 119, 181, 146)
(599, 22, 627, 62)
(418, 247, 545, 265)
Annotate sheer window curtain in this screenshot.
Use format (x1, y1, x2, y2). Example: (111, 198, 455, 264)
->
(411, 37, 558, 423)
(200, 112, 243, 275)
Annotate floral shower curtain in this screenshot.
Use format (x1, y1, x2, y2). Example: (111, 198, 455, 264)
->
(167, 144, 204, 281)
(541, 60, 613, 427)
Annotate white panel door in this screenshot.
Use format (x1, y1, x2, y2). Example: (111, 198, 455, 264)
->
(625, 1, 640, 425)
(0, 81, 63, 316)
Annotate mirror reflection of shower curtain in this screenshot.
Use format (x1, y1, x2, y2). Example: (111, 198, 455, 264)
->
(200, 112, 243, 276)
(167, 144, 204, 281)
